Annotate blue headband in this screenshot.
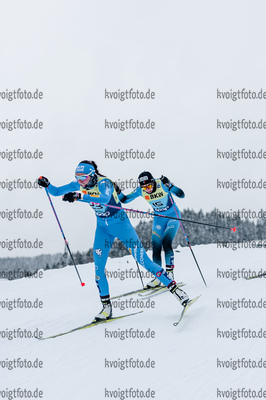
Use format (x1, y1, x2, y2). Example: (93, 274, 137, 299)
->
(75, 163, 95, 176)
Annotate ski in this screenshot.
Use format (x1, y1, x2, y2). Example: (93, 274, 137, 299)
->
(39, 311, 143, 340)
(173, 295, 201, 326)
(139, 287, 168, 297)
(110, 287, 153, 300)
(244, 273, 266, 280)
(111, 282, 185, 300)
(138, 282, 185, 298)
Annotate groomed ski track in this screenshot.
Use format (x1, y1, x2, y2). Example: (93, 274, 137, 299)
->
(1, 244, 265, 399)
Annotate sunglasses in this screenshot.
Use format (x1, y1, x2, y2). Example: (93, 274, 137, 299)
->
(141, 183, 153, 190)
(75, 173, 92, 181)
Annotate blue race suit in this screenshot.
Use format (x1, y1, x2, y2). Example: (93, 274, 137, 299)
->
(47, 176, 174, 298)
(118, 178, 184, 267)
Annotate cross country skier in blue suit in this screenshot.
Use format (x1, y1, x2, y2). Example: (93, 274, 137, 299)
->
(119, 171, 184, 288)
(38, 161, 190, 320)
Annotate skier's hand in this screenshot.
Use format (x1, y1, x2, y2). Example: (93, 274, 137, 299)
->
(38, 176, 50, 188)
(62, 192, 81, 202)
(160, 175, 172, 188)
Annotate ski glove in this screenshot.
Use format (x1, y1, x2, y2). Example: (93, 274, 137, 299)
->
(115, 185, 121, 195)
(62, 192, 81, 202)
(38, 176, 50, 188)
(160, 175, 173, 188)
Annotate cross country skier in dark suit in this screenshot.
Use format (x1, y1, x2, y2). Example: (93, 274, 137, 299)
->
(119, 171, 184, 288)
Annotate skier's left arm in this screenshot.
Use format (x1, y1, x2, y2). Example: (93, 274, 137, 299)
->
(160, 175, 185, 198)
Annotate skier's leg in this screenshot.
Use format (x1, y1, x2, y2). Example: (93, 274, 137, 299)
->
(146, 217, 164, 287)
(113, 214, 189, 304)
(151, 216, 165, 266)
(162, 219, 179, 280)
(93, 220, 115, 320)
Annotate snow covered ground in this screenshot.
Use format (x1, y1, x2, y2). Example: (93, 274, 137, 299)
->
(1, 244, 266, 400)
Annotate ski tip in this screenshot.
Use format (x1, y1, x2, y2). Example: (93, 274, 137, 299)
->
(173, 294, 202, 327)
(191, 294, 202, 302)
(184, 294, 202, 307)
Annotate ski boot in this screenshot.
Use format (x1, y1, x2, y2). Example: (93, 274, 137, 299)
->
(146, 277, 162, 289)
(166, 265, 174, 281)
(146, 265, 175, 288)
(94, 296, 112, 321)
(168, 281, 189, 306)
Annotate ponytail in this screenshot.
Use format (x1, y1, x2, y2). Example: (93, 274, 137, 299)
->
(79, 160, 104, 177)
(79, 160, 121, 193)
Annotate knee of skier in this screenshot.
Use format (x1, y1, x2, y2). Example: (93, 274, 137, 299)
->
(152, 236, 162, 251)
(152, 249, 162, 266)
(162, 236, 173, 252)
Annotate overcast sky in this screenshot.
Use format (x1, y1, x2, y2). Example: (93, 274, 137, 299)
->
(1, 0, 266, 257)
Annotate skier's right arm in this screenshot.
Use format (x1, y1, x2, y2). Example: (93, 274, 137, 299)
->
(38, 176, 79, 196)
(118, 187, 141, 203)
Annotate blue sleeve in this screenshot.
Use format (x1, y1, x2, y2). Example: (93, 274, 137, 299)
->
(161, 181, 185, 198)
(170, 185, 185, 198)
(81, 178, 113, 204)
(48, 181, 80, 196)
(118, 187, 142, 204)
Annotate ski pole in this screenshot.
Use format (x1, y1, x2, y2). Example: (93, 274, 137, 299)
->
(44, 188, 85, 287)
(169, 194, 207, 286)
(179, 222, 207, 286)
(91, 203, 236, 232)
(135, 261, 145, 288)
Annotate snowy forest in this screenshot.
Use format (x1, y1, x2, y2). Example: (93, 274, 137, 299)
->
(1, 208, 265, 279)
